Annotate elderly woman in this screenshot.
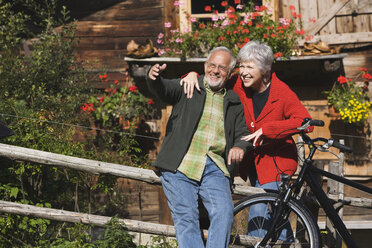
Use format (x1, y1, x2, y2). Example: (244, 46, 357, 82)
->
(181, 41, 312, 239)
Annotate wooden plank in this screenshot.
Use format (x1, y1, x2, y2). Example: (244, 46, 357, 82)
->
(280, 0, 291, 19)
(299, 0, 318, 31)
(72, 20, 163, 37)
(352, 0, 371, 32)
(109, 0, 163, 10)
(306, 0, 350, 35)
(75, 37, 158, 51)
(82, 7, 163, 21)
(278, 0, 301, 20)
(336, 1, 354, 33)
(311, 32, 372, 45)
(75, 50, 127, 69)
(318, 0, 337, 35)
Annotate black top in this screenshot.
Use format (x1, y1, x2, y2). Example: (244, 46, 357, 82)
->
(252, 84, 271, 119)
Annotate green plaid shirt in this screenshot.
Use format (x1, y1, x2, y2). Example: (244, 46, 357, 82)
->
(178, 80, 229, 181)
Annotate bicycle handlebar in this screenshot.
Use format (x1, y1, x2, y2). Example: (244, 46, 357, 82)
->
(298, 118, 352, 153)
(329, 138, 353, 153)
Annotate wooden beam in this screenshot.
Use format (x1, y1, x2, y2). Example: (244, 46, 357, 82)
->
(0, 200, 262, 246)
(300, 32, 372, 45)
(0, 200, 177, 236)
(0, 143, 161, 184)
(306, 0, 351, 35)
(0, 143, 261, 196)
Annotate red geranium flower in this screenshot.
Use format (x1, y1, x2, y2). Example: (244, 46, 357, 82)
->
(129, 85, 138, 92)
(337, 76, 347, 84)
(274, 52, 283, 58)
(204, 5, 211, 12)
(147, 98, 154, 105)
(221, 1, 228, 7)
(99, 97, 104, 103)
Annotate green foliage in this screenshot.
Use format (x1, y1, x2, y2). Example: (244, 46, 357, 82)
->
(94, 217, 137, 248)
(87, 76, 155, 128)
(0, 1, 155, 247)
(147, 235, 178, 248)
(158, 2, 304, 59)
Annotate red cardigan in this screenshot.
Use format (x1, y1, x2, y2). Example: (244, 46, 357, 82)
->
(231, 73, 312, 184)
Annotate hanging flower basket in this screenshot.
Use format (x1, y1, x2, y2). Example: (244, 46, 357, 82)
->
(323, 68, 371, 124)
(327, 105, 341, 120)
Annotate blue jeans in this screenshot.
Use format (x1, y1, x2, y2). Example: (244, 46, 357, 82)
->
(248, 180, 294, 241)
(160, 156, 233, 248)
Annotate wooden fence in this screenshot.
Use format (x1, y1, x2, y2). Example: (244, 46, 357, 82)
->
(0, 142, 371, 245)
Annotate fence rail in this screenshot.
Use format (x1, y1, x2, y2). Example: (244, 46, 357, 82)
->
(0, 142, 372, 243)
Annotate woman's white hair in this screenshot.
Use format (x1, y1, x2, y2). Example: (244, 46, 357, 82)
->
(206, 46, 236, 74)
(237, 41, 274, 83)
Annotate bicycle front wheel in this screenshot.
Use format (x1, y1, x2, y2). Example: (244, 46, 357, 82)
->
(231, 193, 321, 248)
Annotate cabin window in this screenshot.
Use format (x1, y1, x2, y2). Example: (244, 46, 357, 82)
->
(179, 0, 264, 31)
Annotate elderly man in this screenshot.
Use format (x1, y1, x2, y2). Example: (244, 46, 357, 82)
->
(147, 47, 252, 248)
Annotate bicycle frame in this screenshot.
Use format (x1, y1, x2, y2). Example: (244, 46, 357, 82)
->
(257, 130, 372, 248)
(305, 161, 372, 248)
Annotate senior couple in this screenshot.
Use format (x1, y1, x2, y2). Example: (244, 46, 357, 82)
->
(146, 41, 311, 248)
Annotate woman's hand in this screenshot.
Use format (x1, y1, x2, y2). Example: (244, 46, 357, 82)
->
(241, 128, 263, 147)
(179, 72, 200, 98)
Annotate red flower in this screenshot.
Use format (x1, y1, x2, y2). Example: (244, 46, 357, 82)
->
(305, 35, 314, 41)
(218, 36, 225, 41)
(99, 73, 108, 82)
(147, 98, 154, 105)
(114, 80, 119, 84)
(274, 52, 283, 58)
(360, 67, 368, 72)
(234, 0, 241, 4)
(295, 29, 305, 35)
(204, 5, 211, 12)
(337, 76, 348, 84)
(99, 97, 104, 103)
(81, 103, 95, 113)
(362, 73, 372, 80)
(129, 85, 138, 92)
(112, 89, 117, 94)
(221, 1, 228, 7)
(289, 5, 296, 11)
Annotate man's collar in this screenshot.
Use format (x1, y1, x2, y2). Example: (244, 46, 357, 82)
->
(203, 78, 226, 96)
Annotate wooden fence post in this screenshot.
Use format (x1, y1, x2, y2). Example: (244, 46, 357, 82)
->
(326, 139, 345, 248)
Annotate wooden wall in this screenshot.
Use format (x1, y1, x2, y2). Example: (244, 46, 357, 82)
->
(72, 0, 165, 86)
(279, 0, 372, 42)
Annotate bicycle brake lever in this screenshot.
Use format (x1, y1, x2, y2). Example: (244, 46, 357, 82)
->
(321, 138, 334, 149)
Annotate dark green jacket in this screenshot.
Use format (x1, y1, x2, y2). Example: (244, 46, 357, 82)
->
(147, 74, 252, 177)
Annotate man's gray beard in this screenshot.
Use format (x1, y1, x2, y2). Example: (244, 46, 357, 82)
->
(205, 76, 224, 91)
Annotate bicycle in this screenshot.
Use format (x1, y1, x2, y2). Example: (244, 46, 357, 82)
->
(230, 118, 372, 248)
